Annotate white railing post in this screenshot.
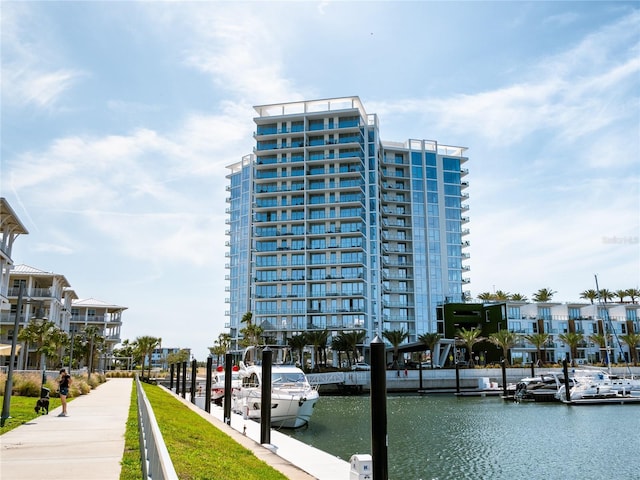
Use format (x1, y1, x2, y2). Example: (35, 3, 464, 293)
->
(136, 376, 179, 479)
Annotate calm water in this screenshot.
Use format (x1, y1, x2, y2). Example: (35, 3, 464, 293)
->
(285, 394, 640, 480)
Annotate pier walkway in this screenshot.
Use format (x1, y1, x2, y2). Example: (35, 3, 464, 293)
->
(1, 377, 350, 480)
(1, 377, 133, 480)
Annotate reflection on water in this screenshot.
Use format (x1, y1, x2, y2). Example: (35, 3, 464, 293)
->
(285, 394, 640, 480)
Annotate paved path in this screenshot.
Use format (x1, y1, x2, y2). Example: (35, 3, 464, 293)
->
(1, 378, 133, 480)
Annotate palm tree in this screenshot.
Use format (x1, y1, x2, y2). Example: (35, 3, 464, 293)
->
(626, 288, 640, 304)
(455, 327, 484, 367)
(614, 290, 628, 303)
(239, 311, 263, 347)
(289, 333, 307, 367)
(417, 332, 440, 369)
(382, 329, 410, 370)
(18, 318, 66, 370)
(580, 289, 598, 304)
(135, 335, 162, 378)
(340, 330, 366, 366)
(330, 334, 348, 369)
(589, 333, 611, 364)
(524, 332, 550, 366)
(209, 333, 231, 365)
(477, 292, 496, 301)
(532, 288, 556, 302)
(598, 289, 614, 304)
(487, 329, 520, 366)
(558, 332, 584, 366)
(306, 329, 329, 370)
(620, 333, 640, 366)
(82, 325, 106, 376)
(510, 293, 528, 302)
(494, 290, 511, 301)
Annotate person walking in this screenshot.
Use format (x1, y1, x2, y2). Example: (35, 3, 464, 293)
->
(57, 368, 71, 417)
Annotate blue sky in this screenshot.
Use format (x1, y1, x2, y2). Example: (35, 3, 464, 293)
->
(2, 1, 638, 359)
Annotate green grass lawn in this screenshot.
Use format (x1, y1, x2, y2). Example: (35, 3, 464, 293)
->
(119, 382, 142, 480)
(0, 396, 62, 435)
(142, 383, 288, 480)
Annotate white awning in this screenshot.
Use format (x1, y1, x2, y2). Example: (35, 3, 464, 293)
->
(0, 344, 21, 355)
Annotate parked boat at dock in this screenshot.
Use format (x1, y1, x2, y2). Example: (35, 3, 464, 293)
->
(507, 371, 569, 402)
(211, 366, 241, 406)
(556, 369, 640, 404)
(232, 346, 319, 428)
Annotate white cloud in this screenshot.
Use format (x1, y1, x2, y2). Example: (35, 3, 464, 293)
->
(163, 5, 304, 103)
(33, 243, 74, 255)
(1, 3, 86, 109)
(369, 10, 639, 149)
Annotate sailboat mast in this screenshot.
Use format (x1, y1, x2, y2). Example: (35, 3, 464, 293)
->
(594, 274, 612, 374)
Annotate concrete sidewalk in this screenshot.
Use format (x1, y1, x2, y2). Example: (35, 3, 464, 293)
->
(1, 377, 133, 480)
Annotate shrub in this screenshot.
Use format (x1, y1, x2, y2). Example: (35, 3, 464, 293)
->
(12, 372, 43, 397)
(0, 371, 108, 398)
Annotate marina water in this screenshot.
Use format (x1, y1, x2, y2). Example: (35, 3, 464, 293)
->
(285, 394, 640, 480)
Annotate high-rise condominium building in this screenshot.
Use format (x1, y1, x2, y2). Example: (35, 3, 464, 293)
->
(225, 97, 469, 350)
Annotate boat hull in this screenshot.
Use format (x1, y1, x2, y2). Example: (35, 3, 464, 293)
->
(234, 388, 319, 428)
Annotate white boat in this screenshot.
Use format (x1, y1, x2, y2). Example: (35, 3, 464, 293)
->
(556, 369, 640, 404)
(232, 346, 319, 428)
(508, 371, 568, 402)
(211, 366, 241, 406)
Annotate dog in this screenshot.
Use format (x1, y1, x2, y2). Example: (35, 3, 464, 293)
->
(34, 397, 50, 415)
(34, 387, 51, 415)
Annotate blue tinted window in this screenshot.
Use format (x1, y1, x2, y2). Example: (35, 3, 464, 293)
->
(443, 171, 460, 184)
(443, 157, 460, 171)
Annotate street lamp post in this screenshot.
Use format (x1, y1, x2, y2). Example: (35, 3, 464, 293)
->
(1, 284, 24, 427)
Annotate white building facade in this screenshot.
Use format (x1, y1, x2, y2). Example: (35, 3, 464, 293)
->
(506, 301, 640, 364)
(225, 97, 470, 350)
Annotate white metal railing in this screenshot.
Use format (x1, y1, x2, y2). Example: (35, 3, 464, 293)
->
(136, 376, 178, 480)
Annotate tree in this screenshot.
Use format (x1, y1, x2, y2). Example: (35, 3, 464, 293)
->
(589, 333, 611, 364)
(494, 290, 511, 301)
(81, 325, 106, 375)
(334, 331, 365, 367)
(289, 334, 307, 367)
(18, 319, 67, 370)
(135, 335, 162, 378)
(620, 333, 640, 366)
(477, 292, 495, 301)
(383, 329, 410, 370)
(330, 334, 348, 369)
(626, 288, 640, 304)
(112, 339, 137, 370)
(510, 293, 528, 302)
(532, 288, 556, 302)
(488, 329, 520, 367)
(209, 333, 231, 365)
(558, 332, 584, 366)
(598, 289, 614, 303)
(614, 289, 628, 303)
(456, 327, 484, 367)
(166, 349, 190, 367)
(580, 289, 598, 304)
(305, 329, 329, 370)
(239, 311, 263, 347)
(524, 332, 550, 366)
(417, 332, 440, 369)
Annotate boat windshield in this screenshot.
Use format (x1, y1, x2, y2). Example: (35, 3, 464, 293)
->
(272, 372, 307, 385)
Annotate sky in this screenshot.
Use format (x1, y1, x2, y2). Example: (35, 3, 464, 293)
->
(1, 1, 639, 359)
